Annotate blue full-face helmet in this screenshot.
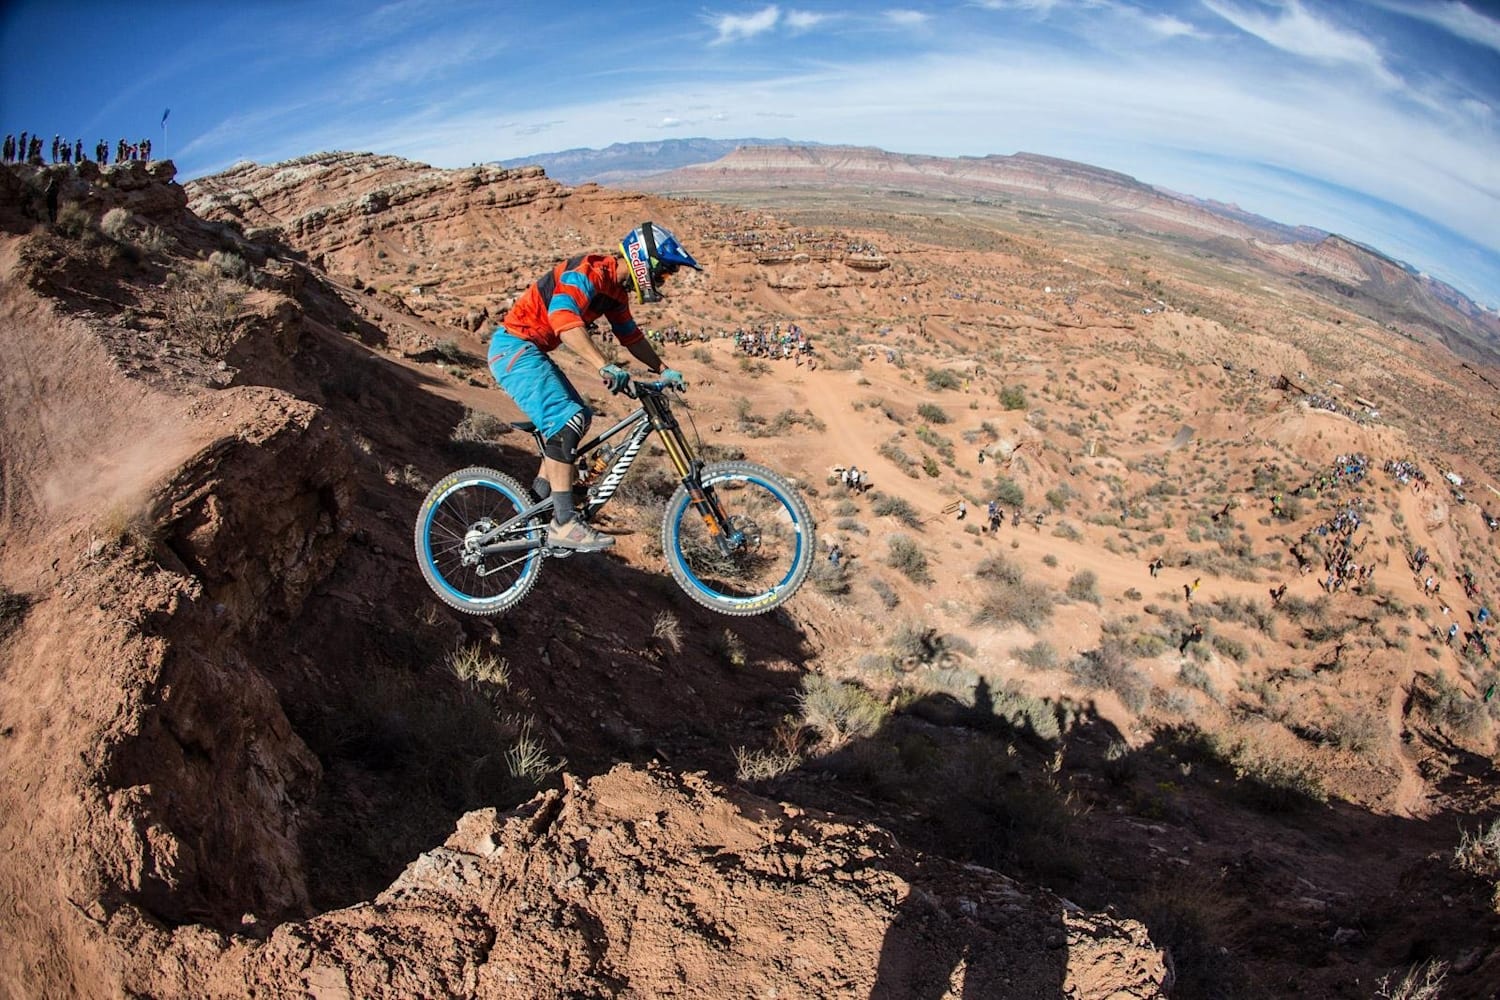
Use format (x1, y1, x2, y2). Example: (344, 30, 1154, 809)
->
(620, 221, 701, 303)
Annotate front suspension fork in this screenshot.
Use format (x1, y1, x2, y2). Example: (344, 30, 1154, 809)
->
(657, 422, 744, 554)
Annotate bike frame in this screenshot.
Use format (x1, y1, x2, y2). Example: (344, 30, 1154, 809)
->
(470, 381, 742, 561)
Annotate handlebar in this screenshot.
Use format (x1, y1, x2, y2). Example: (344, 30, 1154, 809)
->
(616, 376, 686, 400)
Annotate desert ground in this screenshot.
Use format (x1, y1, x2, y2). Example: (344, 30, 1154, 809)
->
(1, 152, 1498, 998)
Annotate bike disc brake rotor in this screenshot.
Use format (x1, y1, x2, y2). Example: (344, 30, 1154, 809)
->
(462, 519, 495, 566)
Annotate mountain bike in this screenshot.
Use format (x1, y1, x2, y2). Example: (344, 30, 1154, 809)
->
(415, 376, 816, 617)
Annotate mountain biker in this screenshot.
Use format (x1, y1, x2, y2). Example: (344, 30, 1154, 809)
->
(488, 221, 701, 552)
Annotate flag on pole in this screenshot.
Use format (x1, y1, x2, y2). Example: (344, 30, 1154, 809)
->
(161, 108, 171, 127)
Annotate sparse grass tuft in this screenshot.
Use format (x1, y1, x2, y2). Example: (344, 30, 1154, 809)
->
(1374, 961, 1448, 1000)
(450, 407, 509, 444)
(651, 610, 684, 653)
(504, 719, 563, 786)
(446, 644, 510, 688)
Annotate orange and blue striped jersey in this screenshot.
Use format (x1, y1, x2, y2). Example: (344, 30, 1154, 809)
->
(501, 254, 641, 352)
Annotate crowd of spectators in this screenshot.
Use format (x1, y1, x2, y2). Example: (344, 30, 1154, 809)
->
(734, 323, 814, 365)
(1384, 459, 1428, 490)
(710, 226, 879, 258)
(2, 132, 153, 166)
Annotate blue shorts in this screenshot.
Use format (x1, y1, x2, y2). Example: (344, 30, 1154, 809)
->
(487, 330, 591, 440)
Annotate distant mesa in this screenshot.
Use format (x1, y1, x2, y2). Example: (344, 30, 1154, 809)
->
(504, 137, 1497, 365)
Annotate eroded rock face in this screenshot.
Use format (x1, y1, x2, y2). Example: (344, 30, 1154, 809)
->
(113, 766, 1167, 999)
(187, 152, 559, 259)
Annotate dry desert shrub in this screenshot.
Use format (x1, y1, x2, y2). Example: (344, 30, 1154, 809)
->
(1069, 641, 1150, 713)
(870, 492, 922, 527)
(100, 206, 132, 240)
(916, 402, 949, 424)
(1065, 569, 1100, 605)
(1374, 961, 1449, 1000)
(450, 407, 508, 444)
(161, 263, 246, 355)
(1015, 639, 1059, 670)
(974, 555, 1055, 630)
(1325, 706, 1385, 756)
(1452, 818, 1500, 877)
(867, 576, 900, 609)
(734, 741, 802, 782)
(650, 610, 684, 653)
(924, 367, 962, 390)
(799, 674, 889, 749)
(1419, 672, 1490, 745)
(885, 534, 932, 584)
(209, 249, 251, 281)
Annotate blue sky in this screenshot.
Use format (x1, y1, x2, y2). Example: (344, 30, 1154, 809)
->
(2, 1, 1497, 308)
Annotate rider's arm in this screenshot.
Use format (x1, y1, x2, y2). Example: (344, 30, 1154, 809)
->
(557, 325, 612, 371)
(623, 337, 666, 375)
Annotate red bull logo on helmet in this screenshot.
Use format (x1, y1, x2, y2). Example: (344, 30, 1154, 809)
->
(622, 230, 656, 301)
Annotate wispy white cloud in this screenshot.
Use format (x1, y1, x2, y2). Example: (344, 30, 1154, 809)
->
(709, 5, 781, 44)
(886, 10, 932, 27)
(1368, 0, 1500, 54)
(971, 0, 1065, 12)
(1124, 7, 1201, 39)
(1203, 0, 1400, 86)
(785, 9, 828, 31)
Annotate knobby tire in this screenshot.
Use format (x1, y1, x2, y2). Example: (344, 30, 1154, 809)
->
(662, 460, 815, 615)
(414, 466, 543, 615)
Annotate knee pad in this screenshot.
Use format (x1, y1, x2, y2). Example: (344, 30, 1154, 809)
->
(541, 409, 591, 463)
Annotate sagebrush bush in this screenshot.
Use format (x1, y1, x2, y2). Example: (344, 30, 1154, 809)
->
(799, 674, 889, 748)
(999, 385, 1027, 410)
(1015, 640, 1059, 670)
(1420, 672, 1489, 743)
(101, 207, 132, 240)
(868, 576, 900, 609)
(1066, 569, 1101, 605)
(974, 577, 1055, 630)
(885, 535, 932, 584)
(1070, 642, 1150, 712)
(871, 492, 922, 527)
(810, 557, 851, 596)
(990, 476, 1025, 507)
(987, 681, 1062, 741)
(924, 368, 962, 390)
(209, 249, 251, 281)
(916, 402, 950, 424)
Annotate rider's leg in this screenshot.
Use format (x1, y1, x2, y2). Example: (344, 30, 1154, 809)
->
(489, 332, 589, 508)
(541, 410, 590, 524)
